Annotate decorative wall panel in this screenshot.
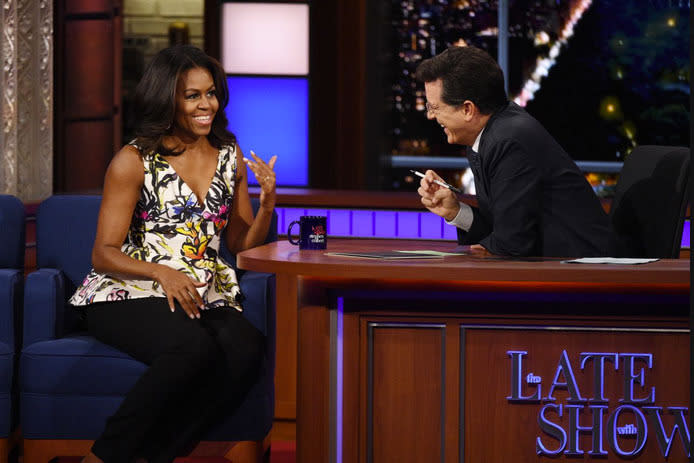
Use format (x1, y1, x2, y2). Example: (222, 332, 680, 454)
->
(0, 0, 52, 201)
(367, 323, 446, 463)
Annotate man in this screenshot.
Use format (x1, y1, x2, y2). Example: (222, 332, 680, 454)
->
(416, 46, 609, 257)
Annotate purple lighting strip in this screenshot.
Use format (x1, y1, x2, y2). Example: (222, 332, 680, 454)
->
(277, 207, 689, 249)
(277, 207, 458, 240)
(680, 219, 690, 248)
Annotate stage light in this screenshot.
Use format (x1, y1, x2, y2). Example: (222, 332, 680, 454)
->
(221, 3, 308, 75)
(599, 96, 622, 120)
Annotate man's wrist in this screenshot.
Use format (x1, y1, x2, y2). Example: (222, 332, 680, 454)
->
(445, 201, 474, 231)
(444, 203, 461, 222)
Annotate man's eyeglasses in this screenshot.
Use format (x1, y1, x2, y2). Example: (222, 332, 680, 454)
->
(425, 102, 440, 115)
(425, 100, 464, 115)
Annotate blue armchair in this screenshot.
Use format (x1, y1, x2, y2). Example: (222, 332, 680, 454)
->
(20, 195, 276, 462)
(0, 195, 25, 462)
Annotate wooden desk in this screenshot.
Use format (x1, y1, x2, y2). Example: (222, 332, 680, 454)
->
(238, 239, 690, 463)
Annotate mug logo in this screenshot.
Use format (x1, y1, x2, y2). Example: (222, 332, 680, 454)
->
(309, 224, 326, 244)
(287, 216, 327, 249)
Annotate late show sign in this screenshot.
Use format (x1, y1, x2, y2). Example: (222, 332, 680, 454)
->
(507, 350, 690, 458)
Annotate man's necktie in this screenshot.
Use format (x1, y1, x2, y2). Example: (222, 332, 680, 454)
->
(467, 147, 480, 170)
(467, 147, 483, 198)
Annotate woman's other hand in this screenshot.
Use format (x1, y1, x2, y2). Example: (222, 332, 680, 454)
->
(225, 146, 276, 253)
(243, 151, 277, 211)
(153, 266, 207, 319)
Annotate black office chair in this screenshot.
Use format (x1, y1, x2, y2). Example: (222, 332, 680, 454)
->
(609, 145, 690, 258)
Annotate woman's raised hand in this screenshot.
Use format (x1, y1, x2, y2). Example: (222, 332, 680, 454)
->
(153, 265, 207, 319)
(243, 151, 277, 210)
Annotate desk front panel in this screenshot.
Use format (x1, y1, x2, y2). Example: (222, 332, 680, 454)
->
(333, 291, 689, 463)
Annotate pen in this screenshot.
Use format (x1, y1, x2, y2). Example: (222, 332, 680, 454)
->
(410, 169, 463, 194)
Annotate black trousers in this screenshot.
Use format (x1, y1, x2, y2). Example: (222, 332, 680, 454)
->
(84, 297, 265, 463)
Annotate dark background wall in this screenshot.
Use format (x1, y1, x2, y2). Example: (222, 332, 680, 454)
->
(53, 0, 122, 193)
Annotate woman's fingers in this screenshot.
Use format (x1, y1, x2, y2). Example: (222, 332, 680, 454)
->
(176, 289, 199, 319)
(189, 280, 206, 309)
(243, 157, 264, 180)
(250, 150, 263, 163)
(243, 157, 256, 172)
(173, 280, 205, 319)
(251, 151, 278, 174)
(244, 151, 277, 190)
(244, 151, 265, 175)
(250, 150, 273, 169)
(156, 266, 208, 318)
(245, 151, 276, 173)
(174, 292, 192, 318)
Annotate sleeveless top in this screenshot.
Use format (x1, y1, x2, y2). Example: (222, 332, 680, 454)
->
(69, 143, 243, 311)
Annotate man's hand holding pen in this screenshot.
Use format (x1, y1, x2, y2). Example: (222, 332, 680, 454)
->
(417, 169, 461, 221)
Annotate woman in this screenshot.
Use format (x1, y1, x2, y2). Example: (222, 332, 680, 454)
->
(69, 45, 277, 463)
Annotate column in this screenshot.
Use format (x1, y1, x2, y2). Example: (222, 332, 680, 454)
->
(0, 0, 53, 201)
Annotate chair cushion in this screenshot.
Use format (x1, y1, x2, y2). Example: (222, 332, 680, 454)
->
(20, 336, 149, 439)
(0, 270, 20, 348)
(21, 336, 145, 396)
(0, 342, 14, 392)
(20, 335, 273, 440)
(0, 394, 10, 437)
(21, 393, 124, 439)
(0, 341, 13, 436)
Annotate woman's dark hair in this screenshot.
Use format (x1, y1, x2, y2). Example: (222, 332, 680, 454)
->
(133, 45, 236, 156)
(415, 46, 507, 115)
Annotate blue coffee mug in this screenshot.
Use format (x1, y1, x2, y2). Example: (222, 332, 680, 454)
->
(287, 216, 327, 250)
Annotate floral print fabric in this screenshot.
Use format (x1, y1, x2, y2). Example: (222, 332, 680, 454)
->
(69, 144, 243, 310)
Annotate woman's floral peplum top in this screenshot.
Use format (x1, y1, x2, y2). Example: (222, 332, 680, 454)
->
(69, 143, 243, 311)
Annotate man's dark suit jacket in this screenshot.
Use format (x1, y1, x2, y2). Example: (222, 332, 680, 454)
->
(458, 102, 610, 257)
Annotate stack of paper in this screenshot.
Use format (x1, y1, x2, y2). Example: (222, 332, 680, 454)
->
(562, 257, 660, 265)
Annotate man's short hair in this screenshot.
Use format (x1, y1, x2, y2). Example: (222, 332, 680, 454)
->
(415, 46, 507, 115)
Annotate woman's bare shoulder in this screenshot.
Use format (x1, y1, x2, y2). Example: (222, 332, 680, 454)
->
(106, 144, 145, 184)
